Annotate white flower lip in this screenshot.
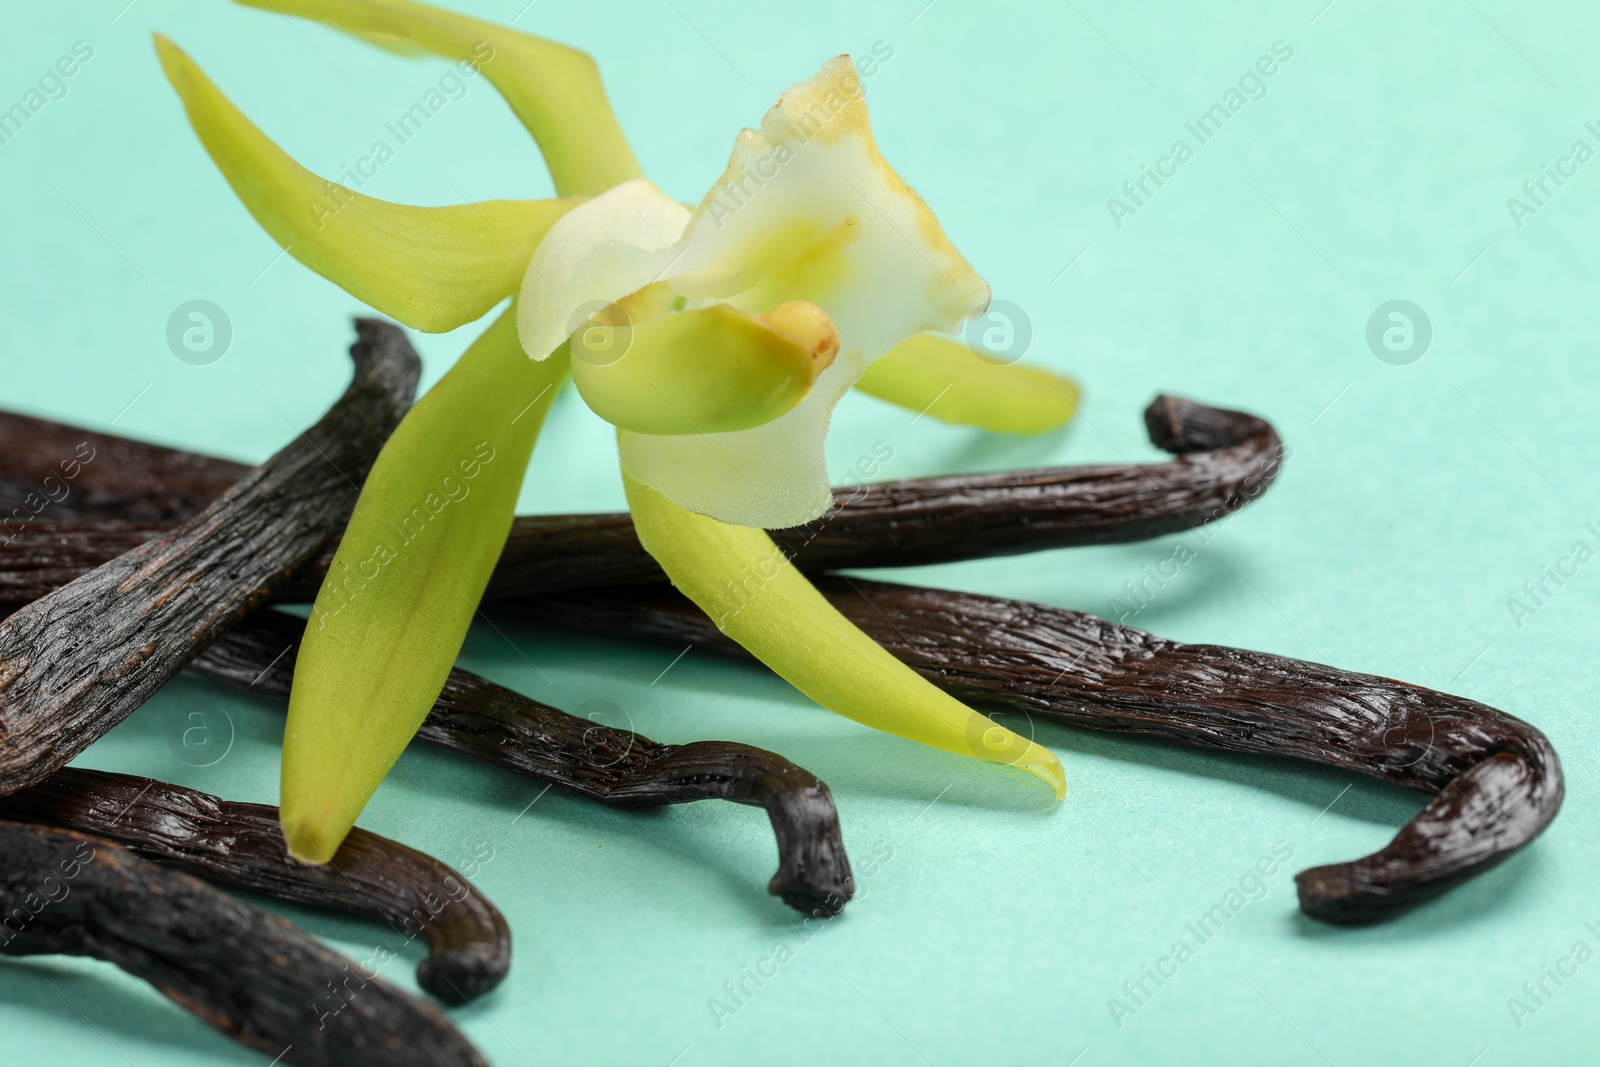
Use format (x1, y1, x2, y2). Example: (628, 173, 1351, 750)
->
(517, 55, 990, 529)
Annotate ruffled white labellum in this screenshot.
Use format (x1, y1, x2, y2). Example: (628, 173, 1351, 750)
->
(517, 55, 990, 528)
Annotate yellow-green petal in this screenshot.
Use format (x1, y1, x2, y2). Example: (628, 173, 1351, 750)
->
(855, 333, 1080, 435)
(280, 303, 565, 863)
(624, 470, 1066, 798)
(233, 0, 641, 197)
(573, 301, 838, 436)
(156, 35, 574, 333)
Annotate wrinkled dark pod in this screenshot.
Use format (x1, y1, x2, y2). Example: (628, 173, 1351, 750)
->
(0, 768, 509, 999)
(0, 394, 1283, 606)
(191, 609, 855, 915)
(0, 820, 486, 1067)
(528, 578, 1563, 924)
(0, 319, 418, 795)
(3, 387, 1541, 921)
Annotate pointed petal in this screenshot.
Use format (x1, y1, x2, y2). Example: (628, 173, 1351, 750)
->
(855, 332, 1080, 434)
(233, 0, 641, 196)
(625, 470, 1066, 799)
(157, 35, 573, 333)
(572, 301, 836, 435)
(279, 303, 567, 863)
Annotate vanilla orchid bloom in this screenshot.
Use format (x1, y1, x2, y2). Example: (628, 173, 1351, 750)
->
(160, 0, 1073, 863)
(518, 57, 991, 527)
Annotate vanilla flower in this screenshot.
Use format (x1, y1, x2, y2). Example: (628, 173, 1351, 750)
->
(159, 0, 1075, 862)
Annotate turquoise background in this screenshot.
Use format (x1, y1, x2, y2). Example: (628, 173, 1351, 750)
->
(2, 1, 1597, 1064)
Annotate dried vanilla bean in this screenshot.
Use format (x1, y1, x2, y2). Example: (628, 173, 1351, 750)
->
(0, 394, 1283, 606)
(0, 408, 246, 523)
(527, 579, 1564, 924)
(0, 319, 418, 794)
(0, 767, 508, 1000)
(188, 610, 854, 915)
(0, 386, 1549, 920)
(0, 820, 486, 1067)
(471, 393, 1283, 597)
